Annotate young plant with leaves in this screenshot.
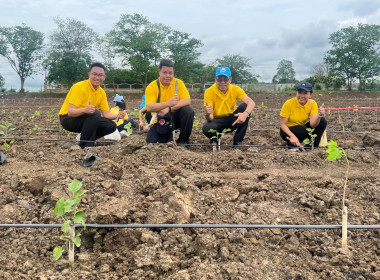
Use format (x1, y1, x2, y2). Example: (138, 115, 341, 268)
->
(326, 140, 350, 250)
(53, 179, 88, 265)
(0, 121, 16, 148)
(209, 128, 231, 151)
(303, 128, 317, 149)
(123, 122, 133, 136)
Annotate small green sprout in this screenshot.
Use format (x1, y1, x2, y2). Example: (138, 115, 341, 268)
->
(53, 179, 88, 265)
(209, 128, 232, 151)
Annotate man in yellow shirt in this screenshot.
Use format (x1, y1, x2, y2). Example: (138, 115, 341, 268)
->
(280, 81, 326, 148)
(145, 59, 194, 146)
(59, 63, 126, 149)
(203, 66, 255, 146)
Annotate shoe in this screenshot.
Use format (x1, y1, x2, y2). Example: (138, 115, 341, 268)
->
(120, 130, 130, 136)
(233, 141, 242, 148)
(76, 133, 81, 141)
(104, 129, 121, 141)
(177, 141, 189, 149)
(0, 154, 6, 165)
(290, 147, 300, 152)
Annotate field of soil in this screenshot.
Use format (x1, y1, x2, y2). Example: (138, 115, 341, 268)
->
(0, 90, 379, 279)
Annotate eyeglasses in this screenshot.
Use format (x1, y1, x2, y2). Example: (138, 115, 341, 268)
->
(216, 76, 229, 83)
(91, 72, 106, 78)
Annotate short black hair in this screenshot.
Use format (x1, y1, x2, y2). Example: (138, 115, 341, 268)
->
(115, 101, 126, 110)
(90, 62, 106, 72)
(159, 59, 174, 69)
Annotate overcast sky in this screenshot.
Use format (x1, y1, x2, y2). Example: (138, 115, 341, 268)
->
(1, 0, 379, 90)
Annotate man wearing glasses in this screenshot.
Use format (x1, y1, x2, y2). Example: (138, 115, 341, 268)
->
(59, 63, 126, 149)
(202, 66, 255, 147)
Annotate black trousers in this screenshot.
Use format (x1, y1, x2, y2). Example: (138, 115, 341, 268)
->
(202, 103, 250, 144)
(146, 105, 194, 144)
(280, 117, 327, 147)
(60, 110, 116, 149)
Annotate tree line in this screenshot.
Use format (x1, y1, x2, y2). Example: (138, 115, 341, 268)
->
(0, 14, 379, 92)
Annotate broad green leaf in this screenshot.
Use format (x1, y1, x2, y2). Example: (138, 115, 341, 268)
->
(75, 189, 88, 198)
(209, 129, 217, 133)
(222, 128, 231, 133)
(73, 210, 86, 224)
(53, 246, 63, 260)
(327, 149, 342, 161)
(60, 236, 70, 241)
(63, 198, 77, 212)
(72, 233, 81, 247)
(68, 179, 82, 194)
(61, 220, 71, 233)
(54, 198, 65, 217)
(303, 139, 310, 145)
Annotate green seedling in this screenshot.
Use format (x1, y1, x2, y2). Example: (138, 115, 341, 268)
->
(3, 139, 15, 148)
(209, 128, 231, 151)
(52, 119, 59, 125)
(53, 179, 88, 265)
(31, 124, 40, 132)
(0, 121, 16, 136)
(10, 109, 20, 115)
(128, 108, 139, 117)
(303, 128, 317, 149)
(124, 122, 133, 136)
(32, 110, 40, 118)
(326, 140, 350, 250)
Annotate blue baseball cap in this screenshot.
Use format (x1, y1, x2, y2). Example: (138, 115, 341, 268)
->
(215, 66, 231, 78)
(113, 94, 124, 102)
(140, 95, 146, 108)
(296, 82, 313, 93)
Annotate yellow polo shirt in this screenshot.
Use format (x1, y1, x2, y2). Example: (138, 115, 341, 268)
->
(204, 84, 247, 117)
(145, 78, 190, 123)
(280, 97, 318, 127)
(59, 80, 109, 116)
(110, 107, 128, 126)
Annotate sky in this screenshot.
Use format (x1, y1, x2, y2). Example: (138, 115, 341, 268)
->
(0, 0, 379, 91)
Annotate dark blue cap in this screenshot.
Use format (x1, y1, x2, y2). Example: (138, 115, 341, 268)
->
(296, 82, 313, 93)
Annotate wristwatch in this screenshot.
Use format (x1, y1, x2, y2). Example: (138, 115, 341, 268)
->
(245, 110, 251, 116)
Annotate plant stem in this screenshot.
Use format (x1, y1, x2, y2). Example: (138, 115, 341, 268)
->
(68, 223, 75, 265)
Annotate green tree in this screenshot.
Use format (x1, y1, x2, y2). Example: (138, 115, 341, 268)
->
(109, 13, 169, 89)
(167, 30, 203, 81)
(0, 24, 44, 93)
(325, 24, 380, 90)
(276, 59, 296, 83)
(0, 73, 4, 88)
(45, 17, 98, 87)
(215, 54, 257, 83)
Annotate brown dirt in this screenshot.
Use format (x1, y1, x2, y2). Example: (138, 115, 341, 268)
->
(0, 91, 379, 279)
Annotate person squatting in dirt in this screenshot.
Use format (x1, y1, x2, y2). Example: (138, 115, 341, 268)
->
(138, 95, 151, 132)
(280, 81, 327, 148)
(111, 94, 136, 135)
(59, 63, 126, 149)
(145, 59, 194, 147)
(202, 66, 256, 146)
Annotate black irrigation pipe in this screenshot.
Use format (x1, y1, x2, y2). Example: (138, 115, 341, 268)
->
(1, 136, 379, 150)
(0, 223, 379, 230)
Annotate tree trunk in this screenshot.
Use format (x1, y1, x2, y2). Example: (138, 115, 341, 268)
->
(20, 78, 25, 93)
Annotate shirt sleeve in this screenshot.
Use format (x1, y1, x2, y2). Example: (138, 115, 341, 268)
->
(145, 82, 158, 105)
(236, 86, 247, 100)
(310, 100, 318, 115)
(67, 85, 84, 108)
(177, 79, 190, 100)
(280, 100, 291, 118)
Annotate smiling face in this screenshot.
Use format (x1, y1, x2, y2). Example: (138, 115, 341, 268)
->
(215, 75, 232, 93)
(296, 89, 312, 105)
(88, 66, 106, 89)
(158, 66, 174, 87)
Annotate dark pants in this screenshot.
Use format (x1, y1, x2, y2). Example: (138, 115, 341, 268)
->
(60, 110, 116, 149)
(146, 105, 194, 144)
(202, 103, 250, 144)
(280, 117, 327, 147)
(117, 119, 135, 132)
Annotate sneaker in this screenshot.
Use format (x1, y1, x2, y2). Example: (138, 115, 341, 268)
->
(120, 130, 130, 136)
(290, 147, 300, 152)
(76, 133, 81, 141)
(233, 141, 242, 149)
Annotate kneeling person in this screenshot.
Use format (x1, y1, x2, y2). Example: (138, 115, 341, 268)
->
(280, 82, 327, 148)
(145, 59, 194, 146)
(202, 66, 255, 146)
